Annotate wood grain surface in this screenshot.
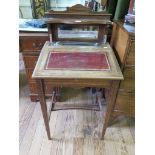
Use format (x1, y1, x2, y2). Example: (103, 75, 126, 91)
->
(19, 85, 135, 155)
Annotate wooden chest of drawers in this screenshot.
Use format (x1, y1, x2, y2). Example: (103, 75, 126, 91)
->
(19, 32, 54, 101)
(110, 21, 135, 117)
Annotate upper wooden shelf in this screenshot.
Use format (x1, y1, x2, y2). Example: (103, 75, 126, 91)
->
(45, 18, 112, 25)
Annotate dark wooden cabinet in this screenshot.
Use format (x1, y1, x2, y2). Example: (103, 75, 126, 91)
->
(110, 21, 135, 117)
(19, 32, 54, 101)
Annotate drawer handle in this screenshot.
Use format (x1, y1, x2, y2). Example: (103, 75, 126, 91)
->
(38, 43, 43, 47)
(32, 42, 43, 48)
(32, 42, 36, 47)
(34, 60, 37, 65)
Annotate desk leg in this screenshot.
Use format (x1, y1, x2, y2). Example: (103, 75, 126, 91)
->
(36, 79, 51, 140)
(101, 80, 120, 139)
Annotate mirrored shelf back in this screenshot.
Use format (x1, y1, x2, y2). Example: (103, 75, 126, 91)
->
(44, 4, 112, 43)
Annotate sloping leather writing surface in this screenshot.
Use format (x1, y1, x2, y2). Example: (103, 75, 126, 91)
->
(46, 52, 110, 71)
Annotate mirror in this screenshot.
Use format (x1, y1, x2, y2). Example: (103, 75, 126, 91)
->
(57, 24, 99, 41)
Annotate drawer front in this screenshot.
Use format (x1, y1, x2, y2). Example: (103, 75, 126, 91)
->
(23, 55, 39, 69)
(26, 68, 35, 82)
(120, 66, 135, 91)
(126, 41, 135, 66)
(20, 36, 49, 51)
(29, 82, 38, 94)
(114, 91, 135, 116)
(119, 79, 135, 91)
(123, 67, 135, 79)
(44, 79, 111, 88)
(29, 82, 53, 94)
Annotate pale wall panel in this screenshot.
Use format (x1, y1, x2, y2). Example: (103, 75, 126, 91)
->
(19, 0, 32, 18)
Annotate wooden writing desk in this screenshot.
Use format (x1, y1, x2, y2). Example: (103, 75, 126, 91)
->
(32, 4, 123, 140)
(32, 42, 123, 140)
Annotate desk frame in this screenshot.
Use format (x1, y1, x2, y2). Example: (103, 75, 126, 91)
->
(33, 42, 123, 140)
(36, 78, 120, 140)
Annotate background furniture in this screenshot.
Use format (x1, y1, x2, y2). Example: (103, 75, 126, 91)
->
(110, 21, 135, 117)
(19, 31, 52, 101)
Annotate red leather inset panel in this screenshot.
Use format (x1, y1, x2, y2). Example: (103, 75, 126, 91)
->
(46, 52, 110, 71)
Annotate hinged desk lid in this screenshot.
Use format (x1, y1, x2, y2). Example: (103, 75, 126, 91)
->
(32, 42, 123, 80)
